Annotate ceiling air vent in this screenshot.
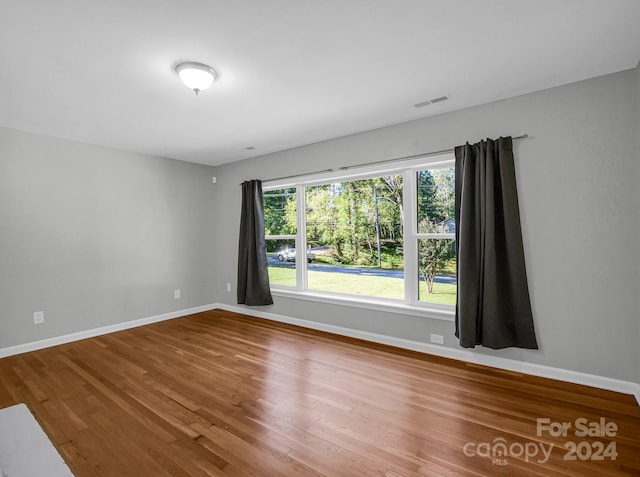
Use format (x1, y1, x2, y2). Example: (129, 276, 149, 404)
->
(429, 95, 449, 104)
(413, 95, 449, 108)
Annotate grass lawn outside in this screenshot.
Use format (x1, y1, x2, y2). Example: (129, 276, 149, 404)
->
(268, 266, 456, 305)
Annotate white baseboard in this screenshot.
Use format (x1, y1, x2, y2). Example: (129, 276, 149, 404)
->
(0, 304, 217, 359)
(216, 303, 640, 406)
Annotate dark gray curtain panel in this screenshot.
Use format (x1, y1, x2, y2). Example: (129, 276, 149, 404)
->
(237, 180, 273, 306)
(454, 137, 538, 349)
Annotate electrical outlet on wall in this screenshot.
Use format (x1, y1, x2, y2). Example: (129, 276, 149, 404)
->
(174, 289, 181, 299)
(33, 311, 45, 325)
(430, 334, 444, 345)
(227, 283, 232, 292)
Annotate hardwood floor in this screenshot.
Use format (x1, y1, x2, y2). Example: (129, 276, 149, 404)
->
(1, 309, 638, 476)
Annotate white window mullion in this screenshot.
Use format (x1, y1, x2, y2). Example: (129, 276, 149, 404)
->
(403, 169, 418, 305)
(266, 234, 296, 240)
(296, 185, 307, 291)
(417, 233, 455, 240)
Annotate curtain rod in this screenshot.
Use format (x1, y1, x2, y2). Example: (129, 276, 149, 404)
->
(252, 134, 528, 185)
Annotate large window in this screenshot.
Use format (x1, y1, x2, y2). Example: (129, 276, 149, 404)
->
(263, 155, 456, 313)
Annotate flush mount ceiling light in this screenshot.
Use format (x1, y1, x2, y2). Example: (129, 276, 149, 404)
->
(175, 62, 217, 95)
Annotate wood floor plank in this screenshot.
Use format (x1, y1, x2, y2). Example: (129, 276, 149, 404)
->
(1, 309, 639, 476)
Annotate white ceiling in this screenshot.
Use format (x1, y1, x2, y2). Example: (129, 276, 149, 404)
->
(2, 1, 639, 166)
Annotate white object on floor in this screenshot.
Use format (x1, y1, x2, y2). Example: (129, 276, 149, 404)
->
(0, 403, 73, 476)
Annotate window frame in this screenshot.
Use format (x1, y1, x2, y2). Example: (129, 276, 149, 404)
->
(263, 152, 456, 321)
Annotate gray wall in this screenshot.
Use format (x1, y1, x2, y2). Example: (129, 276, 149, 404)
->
(0, 128, 218, 348)
(214, 69, 640, 383)
(635, 61, 640, 384)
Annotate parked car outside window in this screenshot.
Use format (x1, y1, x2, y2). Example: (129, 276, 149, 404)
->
(276, 247, 315, 263)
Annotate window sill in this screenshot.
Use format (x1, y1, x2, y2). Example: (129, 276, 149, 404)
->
(270, 288, 455, 322)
